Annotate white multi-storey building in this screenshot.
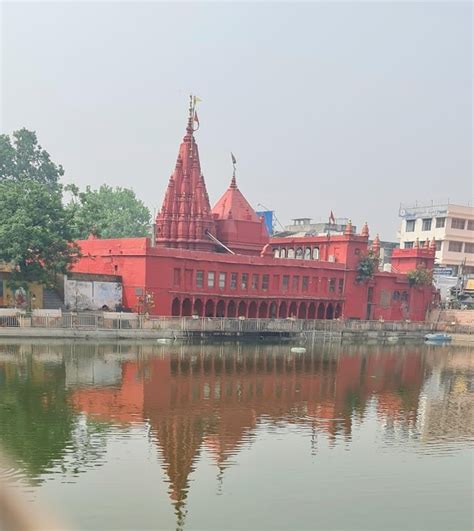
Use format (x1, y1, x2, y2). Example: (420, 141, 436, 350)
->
(398, 202, 474, 275)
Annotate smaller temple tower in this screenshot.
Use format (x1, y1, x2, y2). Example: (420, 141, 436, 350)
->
(212, 157, 269, 255)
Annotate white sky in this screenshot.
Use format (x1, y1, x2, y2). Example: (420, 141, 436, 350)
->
(1, 1, 472, 239)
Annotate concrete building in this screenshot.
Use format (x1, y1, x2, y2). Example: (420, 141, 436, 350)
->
(398, 202, 474, 275)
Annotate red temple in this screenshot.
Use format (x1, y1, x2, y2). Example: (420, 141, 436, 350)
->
(72, 100, 435, 320)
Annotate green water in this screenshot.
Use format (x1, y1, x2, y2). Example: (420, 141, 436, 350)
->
(0, 341, 472, 531)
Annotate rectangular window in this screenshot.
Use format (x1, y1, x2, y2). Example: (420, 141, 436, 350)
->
(321, 277, 328, 293)
(329, 278, 336, 293)
(338, 278, 344, 295)
(451, 218, 465, 230)
(207, 271, 215, 288)
(468, 220, 474, 230)
(380, 290, 390, 309)
(272, 275, 280, 290)
(262, 274, 269, 290)
(313, 277, 319, 292)
(464, 242, 474, 253)
(404, 242, 414, 249)
(405, 219, 415, 232)
(230, 272, 237, 289)
(196, 270, 204, 288)
(302, 276, 309, 292)
(422, 218, 432, 231)
(219, 272, 226, 289)
(436, 217, 446, 228)
(292, 276, 299, 291)
(241, 273, 248, 290)
(448, 241, 463, 252)
(252, 274, 259, 290)
(435, 240, 442, 251)
(282, 275, 289, 290)
(173, 268, 181, 287)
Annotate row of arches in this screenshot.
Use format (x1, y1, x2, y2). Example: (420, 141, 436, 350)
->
(273, 247, 319, 260)
(171, 298, 342, 320)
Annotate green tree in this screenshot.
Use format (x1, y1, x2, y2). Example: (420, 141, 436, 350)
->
(68, 184, 151, 239)
(0, 129, 78, 286)
(406, 265, 433, 287)
(356, 251, 379, 283)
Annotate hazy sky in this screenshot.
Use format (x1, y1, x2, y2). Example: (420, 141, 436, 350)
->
(1, 2, 472, 239)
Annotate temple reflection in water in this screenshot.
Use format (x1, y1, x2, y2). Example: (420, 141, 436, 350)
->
(0, 341, 472, 527)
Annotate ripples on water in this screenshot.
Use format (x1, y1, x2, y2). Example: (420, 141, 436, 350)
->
(0, 341, 472, 530)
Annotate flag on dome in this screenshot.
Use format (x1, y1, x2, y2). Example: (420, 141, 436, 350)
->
(329, 210, 336, 224)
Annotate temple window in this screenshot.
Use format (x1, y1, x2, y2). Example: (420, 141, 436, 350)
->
(292, 276, 300, 291)
(272, 275, 280, 290)
(313, 277, 319, 292)
(338, 279, 344, 295)
(295, 247, 303, 259)
(207, 271, 215, 288)
(241, 273, 248, 289)
(262, 274, 269, 291)
(392, 291, 400, 301)
(302, 276, 309, 292)
(196, 270, 204, 288)
(173, 268, 181, 287)
(287, 248, 295, 259)
(401, 291, 409, 302)
(312, 247, 320, 260)
(230, 273, 238, 289)
(252, 274, 259, 290)
(282, 275, 289, 290)
(304, 248, 311, 260)
(219, 272, 226, 289)
(329, 278, 336, 293)
(273, 248, 280, 258)
(280, 248, 287, 258)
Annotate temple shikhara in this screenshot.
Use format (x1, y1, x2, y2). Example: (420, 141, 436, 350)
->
(73, 98, 435, 320)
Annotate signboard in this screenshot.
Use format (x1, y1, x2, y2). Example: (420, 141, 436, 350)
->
(433, 267, 454, 277)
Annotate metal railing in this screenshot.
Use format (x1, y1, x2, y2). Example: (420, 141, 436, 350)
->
(0, 311, 453, 334)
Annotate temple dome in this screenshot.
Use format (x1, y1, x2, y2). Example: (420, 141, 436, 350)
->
(212, 176, 269, 255)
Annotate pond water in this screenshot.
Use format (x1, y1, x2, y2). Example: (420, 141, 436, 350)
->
(0, 341, 472, 530)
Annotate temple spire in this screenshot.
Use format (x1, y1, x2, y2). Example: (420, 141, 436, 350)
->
(155, 97, 216, 250)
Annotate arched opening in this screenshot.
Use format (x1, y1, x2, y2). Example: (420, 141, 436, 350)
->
(289, 301, 298, 318)
(269, 302, 277, 318)
(248, 301, 257, 318)
(258, 301, 268, 318)
(326, 303, 334, 320)
(227, 300, 236, 317)
(238, 301, 247, 317)
(295, 247, 303, 259)
(273, 248, 280, 258)
(280, 248, 287, 258)
(193, 299, 203, 317)
(278, 301, 287, 318)
(182, 298, 192, 316)
(171, 298, 180, 316)
(317, 302, 325, 319)
(312, 247, 320, 260)
(304, 247, 311, 260)
(216, 300, 225, 317)
(335, 303, 342, 319)
(308, 302, 316, 319)
(287, 248, 295, 259)
(205, 299, 215, 317)
(298, 302, 307, 319)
